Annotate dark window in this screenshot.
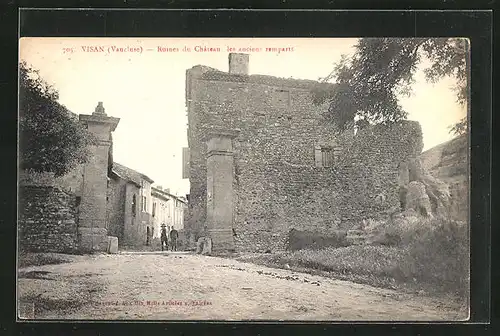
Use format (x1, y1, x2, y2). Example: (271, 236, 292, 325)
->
(152, 202, 156, 217)
(132, 194, 137, 218)
(321, 147, 333, 167)
(315, 145, 336, 168)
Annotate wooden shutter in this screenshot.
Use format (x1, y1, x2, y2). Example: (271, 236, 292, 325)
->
(314, 145, 322, 167)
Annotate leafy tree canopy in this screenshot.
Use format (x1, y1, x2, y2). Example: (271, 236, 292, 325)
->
(19, 61, 96, 177)
(313, 38, 469, 135)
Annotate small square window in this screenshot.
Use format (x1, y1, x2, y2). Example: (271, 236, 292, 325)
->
(321, 147, 333, 167)
(315, 145, 335, 168)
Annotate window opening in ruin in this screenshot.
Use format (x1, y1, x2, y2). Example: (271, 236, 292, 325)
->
(275, 89, 291, 107)
(315, 145, 337, 168)
(142, 196, 147, 212)
(321, 147, 333, 167)
(132, 194, 137, 218)
(152, 202, 156, 217)
(398, 187, 407, 210)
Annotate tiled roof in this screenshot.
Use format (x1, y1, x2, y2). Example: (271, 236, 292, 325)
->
(112, 162, 154, 185)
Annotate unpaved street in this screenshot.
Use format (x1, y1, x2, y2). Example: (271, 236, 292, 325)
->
(18, 252, 467, 321)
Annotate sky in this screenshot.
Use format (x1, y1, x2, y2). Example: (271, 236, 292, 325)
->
(19, 37, 466, 197)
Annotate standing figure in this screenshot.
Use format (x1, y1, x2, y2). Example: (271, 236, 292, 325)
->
(160, 224, 168, 251)
(170, 227, 179, 251)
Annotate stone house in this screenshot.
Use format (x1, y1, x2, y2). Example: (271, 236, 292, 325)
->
(185, 53, 423, 252)
(107, 162, 155, 247)
(151, 186, 187, 240)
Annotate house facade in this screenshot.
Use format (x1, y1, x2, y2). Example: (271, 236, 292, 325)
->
(151, 186, 187, 239)
(107, 162, 155, 247)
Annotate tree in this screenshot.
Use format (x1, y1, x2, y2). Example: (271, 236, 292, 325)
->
(313, 38, 469, 135)
(19, 61, 96, 177)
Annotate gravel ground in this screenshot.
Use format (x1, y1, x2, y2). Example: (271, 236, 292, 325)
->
(17, 252, 468, 321)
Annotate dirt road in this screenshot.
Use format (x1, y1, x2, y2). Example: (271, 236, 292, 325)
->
(17, 252, 467, 321)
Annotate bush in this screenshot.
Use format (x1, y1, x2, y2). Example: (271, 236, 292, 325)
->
(372, 211, 432, 247)
(19, 61, 96, 177)
(405, 218, 469, 295)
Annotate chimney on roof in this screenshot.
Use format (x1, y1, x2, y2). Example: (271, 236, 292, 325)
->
(157, 186, 163, 190)
(228, 53, 249, 75)
(165, 188, 170, 194)
(93, 102, 107, 116)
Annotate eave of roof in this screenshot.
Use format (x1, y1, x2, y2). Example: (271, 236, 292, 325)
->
(151, 188, 171, 202)
(151, 186, 187, 204)
(109, 169, 142, 187)
(111, 162, 154, 186)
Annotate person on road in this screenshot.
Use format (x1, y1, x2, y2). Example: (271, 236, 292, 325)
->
(160, 224, 168, 251)
(170, 227, 179, 251)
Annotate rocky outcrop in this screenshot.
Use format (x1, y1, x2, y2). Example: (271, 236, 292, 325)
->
(398, 157, 452, 218)
(405, 181, 433, 216)
(419, 134, 468, 222)
(361, 136, 466, 246)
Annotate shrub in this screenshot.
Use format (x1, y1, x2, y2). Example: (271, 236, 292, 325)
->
(19, 61, 96, 177)
(373, 211, 432, 247)
(405, 218, 469, 295)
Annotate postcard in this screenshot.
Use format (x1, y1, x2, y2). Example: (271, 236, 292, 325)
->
(18, 36, 469, 321)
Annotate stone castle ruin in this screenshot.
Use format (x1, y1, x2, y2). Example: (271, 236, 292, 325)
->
(185, 53, 452, 252)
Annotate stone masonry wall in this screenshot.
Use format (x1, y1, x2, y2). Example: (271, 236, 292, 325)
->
(19, 186, 79, 253)
(334, 122, 423, 225)
(19, 166, 84, 196)
(186, 66, 423, 252)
